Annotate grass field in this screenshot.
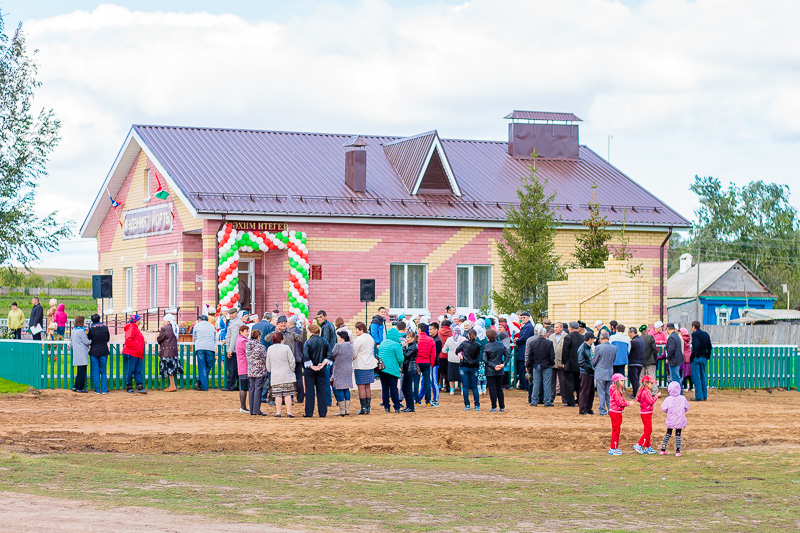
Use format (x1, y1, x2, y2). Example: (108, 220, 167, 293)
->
(0, 293, 97, 315)
(0, 377, 28, 394)
(0, 448, 798, 531)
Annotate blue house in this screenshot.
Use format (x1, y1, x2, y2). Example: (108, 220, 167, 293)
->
(667, 255, 776, 326)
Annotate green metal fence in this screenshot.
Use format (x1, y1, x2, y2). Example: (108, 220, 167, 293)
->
(1, 340, 798, 391)
(0, 340, 228, 391)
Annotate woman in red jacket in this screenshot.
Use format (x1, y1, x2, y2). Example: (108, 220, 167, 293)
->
(123, 315, 147, 394)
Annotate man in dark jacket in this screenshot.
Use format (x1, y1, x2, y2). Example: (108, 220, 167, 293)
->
(316, 310, 336, 407)
(29, 297, 44, 341)
(690, 320, 712, 401)
(525, 325, 555, 407)
(640, 324, 658, 393)
(627, 327, 645, 399)
(514, 312, 534, 391)
(287, 316, 307, 403)
(86, 314, 110, 394)
(561, 322, 583, 408)
(665, 323, 683, 392)
(303, 323, 331, 418)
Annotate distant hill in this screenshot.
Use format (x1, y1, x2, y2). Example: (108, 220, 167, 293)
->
(30, 268, 95, 283)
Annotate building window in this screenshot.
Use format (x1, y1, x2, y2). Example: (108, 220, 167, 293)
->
(149, 265, 158, 310)
(716, 306, 730, 326)
(390, 264, 427, 312)
(105, 269, 113, 312)
(456, 265, 492, 313)
(125, 267, 133, 312)
(168, 263, 177, 310)
(144, 168, 151, 202)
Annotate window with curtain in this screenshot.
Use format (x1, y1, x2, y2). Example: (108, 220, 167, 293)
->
(390, 264, 427, 311)
(456, 265, 492, 313)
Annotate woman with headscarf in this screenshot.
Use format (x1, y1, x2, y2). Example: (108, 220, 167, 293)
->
(444, 327, 465, 394)
(69, 315, 90, 393)
(330, 330, 354, 416)
(679, 327, 693, 392)
(474, 320, 489, 395)
(157, 313, 182, 392)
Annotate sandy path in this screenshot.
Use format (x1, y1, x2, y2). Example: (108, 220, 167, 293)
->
(0, 387, 796, 454)
(0, 491, 293, 532)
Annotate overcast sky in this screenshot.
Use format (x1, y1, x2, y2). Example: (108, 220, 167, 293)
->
(3, 0, 799, 270)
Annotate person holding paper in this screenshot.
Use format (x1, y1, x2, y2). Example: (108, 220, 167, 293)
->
(29, 297, 44, 340)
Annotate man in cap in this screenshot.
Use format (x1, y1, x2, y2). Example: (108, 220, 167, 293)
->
(561, 322, 583, 408)
(665, 323, 683, 391)
(591, 330, 616, 415)
(192, 314, 217, 391)
(514, 312, 534, 391)
(223, 308, 243, 391)
(640, 324, 659, 395)
(265, 315, 307, 403)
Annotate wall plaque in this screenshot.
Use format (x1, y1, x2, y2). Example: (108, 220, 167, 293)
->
(122, 203, 173, 240)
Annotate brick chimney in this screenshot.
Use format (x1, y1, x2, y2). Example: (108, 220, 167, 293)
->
(505, 111, 581, 160)
(343, 135, 367, 192)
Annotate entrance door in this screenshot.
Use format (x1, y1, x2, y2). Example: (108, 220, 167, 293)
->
(238, 259, 255, 312)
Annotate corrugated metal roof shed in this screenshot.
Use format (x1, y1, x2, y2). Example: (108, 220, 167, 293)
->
(504, 110, 582, 122)
(130, 124, 689, 228)
(667, 260, 776, 299)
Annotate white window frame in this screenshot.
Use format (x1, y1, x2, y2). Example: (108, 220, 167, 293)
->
(125, 267, 133, 312)
(144, 168, 151, 202)
(104, 269, 113, 313)
(456, 264, 493, 316)
(716, 306, 730, 326)
(389, 263, 428, 315)
(238, 259, 255, 310)
(167, 263, 178, 311)
(149, 264, 158, 311)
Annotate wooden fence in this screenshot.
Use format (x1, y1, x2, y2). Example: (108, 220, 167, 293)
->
(704, 324, 800, 347)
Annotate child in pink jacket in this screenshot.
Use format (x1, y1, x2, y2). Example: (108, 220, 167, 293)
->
(608, 373, 631, 455)
(660, 381, 690, 456)
(634, 374, 659, 454)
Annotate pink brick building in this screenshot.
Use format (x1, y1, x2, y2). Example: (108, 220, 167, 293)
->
(80, 111, 689, 330)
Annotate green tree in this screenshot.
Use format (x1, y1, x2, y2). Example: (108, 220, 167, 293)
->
(0, 267, 24, 286)
(672, 177, 800, 309)
(493, 154, 562, 317)
(0, 17, 71, 267)
(573, 182, 611, 268)
(22, 273, 44, 287)
(47, 275, 72, 289)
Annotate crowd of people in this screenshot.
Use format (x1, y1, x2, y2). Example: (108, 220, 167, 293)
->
(10, 296, 714, 455)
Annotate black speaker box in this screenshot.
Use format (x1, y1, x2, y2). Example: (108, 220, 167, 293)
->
(92, 274, 113, 299)
(359, 279, 375, 302)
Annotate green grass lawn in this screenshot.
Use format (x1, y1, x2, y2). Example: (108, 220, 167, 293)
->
(0, 377, 29, 394)
(0, 449, 798, 531)
(0, 294, 98, 315)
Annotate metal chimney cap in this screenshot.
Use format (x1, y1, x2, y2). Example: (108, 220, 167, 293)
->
(343, 135, 369, 148)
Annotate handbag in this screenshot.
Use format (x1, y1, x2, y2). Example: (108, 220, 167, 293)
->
(375, 357, 386, 372)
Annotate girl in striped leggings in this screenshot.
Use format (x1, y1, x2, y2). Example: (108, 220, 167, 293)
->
(659, 381, 690, 456)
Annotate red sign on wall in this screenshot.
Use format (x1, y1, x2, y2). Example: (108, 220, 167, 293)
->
(311, 265, 322, 281)
(229, 221, 288, 232)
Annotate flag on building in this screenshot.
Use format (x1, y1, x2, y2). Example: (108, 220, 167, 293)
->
(154, 172, 170, 200)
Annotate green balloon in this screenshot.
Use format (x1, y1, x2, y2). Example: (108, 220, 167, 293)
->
(300, 235, 307, 245)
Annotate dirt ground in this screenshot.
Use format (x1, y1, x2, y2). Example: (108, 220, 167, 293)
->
(0, 388, 797, 454)
(1, 492, 292, 533)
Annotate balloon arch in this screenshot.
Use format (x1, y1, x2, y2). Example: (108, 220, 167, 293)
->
(217, 223, 310, 319)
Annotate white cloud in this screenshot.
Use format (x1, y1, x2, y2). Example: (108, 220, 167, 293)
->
(21, 0, 800, 269)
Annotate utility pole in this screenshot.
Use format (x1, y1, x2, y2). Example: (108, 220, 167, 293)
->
(607, 135, 613, 163)
(783, 284, 790, 310)
(695, 230, 701, 323)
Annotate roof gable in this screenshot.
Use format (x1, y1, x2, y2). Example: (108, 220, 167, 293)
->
(384, 131, 460, 197)
(667, 260, 776, 299)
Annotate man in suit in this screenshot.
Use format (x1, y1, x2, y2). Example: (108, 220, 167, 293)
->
(29, 297, 44, 341)
(561, 322, 583, 408)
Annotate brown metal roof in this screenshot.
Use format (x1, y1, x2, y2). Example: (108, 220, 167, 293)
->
(130, 125, 689, 227)
(504, 110, 582, 122)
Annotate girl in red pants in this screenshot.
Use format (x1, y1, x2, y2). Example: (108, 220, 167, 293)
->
(634, 374, 660, 454)
(608, 373, 631, 455)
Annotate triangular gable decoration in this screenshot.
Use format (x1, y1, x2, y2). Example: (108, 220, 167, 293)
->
(412, 134, 460, 196)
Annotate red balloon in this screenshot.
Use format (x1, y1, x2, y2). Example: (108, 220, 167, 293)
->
(293, 281, 301, 289)
(224, 225, 232, 234)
